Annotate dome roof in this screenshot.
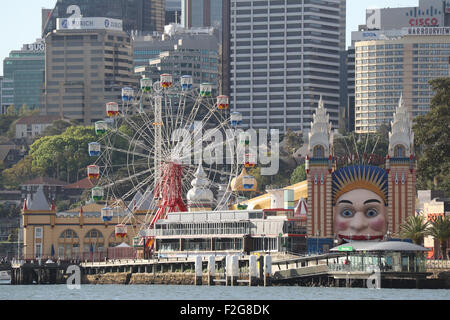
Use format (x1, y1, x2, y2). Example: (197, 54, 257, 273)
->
(187, 164, 214, 203)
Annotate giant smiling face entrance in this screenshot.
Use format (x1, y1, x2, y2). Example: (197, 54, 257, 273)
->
(332, 165, 388, 243)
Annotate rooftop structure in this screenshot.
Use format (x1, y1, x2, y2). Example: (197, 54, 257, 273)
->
(42, 0, 165, 37)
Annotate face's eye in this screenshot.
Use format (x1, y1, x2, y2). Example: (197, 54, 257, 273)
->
(366, 209, 378, 218)
(340, 209, 354, 218)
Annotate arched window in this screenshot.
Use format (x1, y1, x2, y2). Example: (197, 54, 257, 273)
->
(59, 229, 79, 240)
(313, 145, 325, 158)
(58, 229, 79, 259)
(83, 229, 104, 260)
(394, 145, 406, 157)
(85, 229, 104, 239)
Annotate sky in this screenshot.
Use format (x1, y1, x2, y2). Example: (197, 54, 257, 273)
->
(0, 0, 421, 75)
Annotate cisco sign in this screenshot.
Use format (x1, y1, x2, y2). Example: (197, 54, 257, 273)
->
(406, 5, 442, 27)
(408, 17, 439, 27)
(57, 17, 123, 31)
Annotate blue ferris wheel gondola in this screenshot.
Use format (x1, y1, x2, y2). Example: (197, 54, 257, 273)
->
(122, 87, 134, 102)
(88, 142, 101, 157)
(181, 75, 193, 91)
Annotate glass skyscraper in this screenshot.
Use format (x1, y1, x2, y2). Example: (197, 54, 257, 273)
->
(2, 41, 45, 112)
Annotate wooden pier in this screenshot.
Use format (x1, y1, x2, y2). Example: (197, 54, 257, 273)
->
(8, 254, 450, 288)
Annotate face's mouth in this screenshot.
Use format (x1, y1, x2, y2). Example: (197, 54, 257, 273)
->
(339, 234, 384, 241)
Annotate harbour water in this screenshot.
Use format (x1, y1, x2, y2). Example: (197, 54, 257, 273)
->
(1, 284, 449, 300)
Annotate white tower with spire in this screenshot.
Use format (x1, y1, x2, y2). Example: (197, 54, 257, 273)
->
(386, 94, 416, 237)
(388, 94, 414, 158)
(308, 96, 333, 159)
(186, 164, 214, 212)
(305, 97, 335, 253)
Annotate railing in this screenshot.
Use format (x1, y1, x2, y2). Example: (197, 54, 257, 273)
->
(426, 259, 450, 269)
(328, 263, 380, 273)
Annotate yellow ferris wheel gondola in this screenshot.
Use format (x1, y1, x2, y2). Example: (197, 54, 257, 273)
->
(230, 168, 257, 192)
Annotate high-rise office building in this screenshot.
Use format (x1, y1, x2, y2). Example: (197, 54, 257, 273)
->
(228, 0, 346, 133)
(42, 17, 138, 124)
(181, 0, 223, 32)
(354, 31, 450, 134)
(347, 0, 450, 133)
(42, 0, 165, 37)
(1, 40, 45, 113)
(166, 0, 182, 25)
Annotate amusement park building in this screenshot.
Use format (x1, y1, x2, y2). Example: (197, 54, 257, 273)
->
(21, 186, 146, 260)
(42, 19, 139, 124)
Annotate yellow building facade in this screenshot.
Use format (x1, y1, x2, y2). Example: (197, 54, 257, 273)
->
(22, 186, 145, 260)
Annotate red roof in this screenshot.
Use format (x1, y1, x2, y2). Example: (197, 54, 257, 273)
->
(64, 177, 94, 189)
(21, 177, 68, 186)
(16, 115, 61, 125)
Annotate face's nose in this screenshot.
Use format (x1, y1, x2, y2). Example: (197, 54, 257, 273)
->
(349, 211, 369, 232)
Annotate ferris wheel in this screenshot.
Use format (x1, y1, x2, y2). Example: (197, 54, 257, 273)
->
(86, 74, 258, 242)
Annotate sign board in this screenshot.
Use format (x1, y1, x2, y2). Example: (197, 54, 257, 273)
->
(407, 27, 450, 35)
(366, 0, 444, 30)
(56, 17, 123, 31)
(446, 0, 450, 13)
(338, 246, 353, 252)
(25, 40, 45, 52)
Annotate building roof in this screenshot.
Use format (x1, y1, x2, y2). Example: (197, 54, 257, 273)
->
(59, 202, 129, 218)
(26, 186, 51, 211)
(0, 145, 16, 161)
(330, 241, 430, 252)
(16, 115, 60, 125)
(64, 177, 94, 189)
(21, 177, 68, 187)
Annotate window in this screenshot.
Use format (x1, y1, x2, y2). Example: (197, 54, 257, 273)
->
(35, 227, 42, 239)
(394, 145, 406, 158)
(313, 145, 325, 158)
(35, 244, 42, 258)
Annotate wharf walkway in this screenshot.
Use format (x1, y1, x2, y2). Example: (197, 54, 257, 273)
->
(8, 254, 450, 288)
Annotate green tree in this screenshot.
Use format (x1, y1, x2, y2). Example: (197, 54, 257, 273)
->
(282, 129, 304, 156)
(426, 215, 450, 260)
(399, 215, 430, 245)
(0, 114, 19, 136)
(333, 125, 389, 166)
(41, 119, 74, 136)
(413, 78, 450, 195)
(30, 126, 97, 182)
(5, 105, 16, 116)
(18, 104, 39, 117)
(2, 155, 43, 189)
(290, 164, 306, 185)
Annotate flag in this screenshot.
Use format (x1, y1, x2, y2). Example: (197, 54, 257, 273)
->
(51, 244, 55, 257)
